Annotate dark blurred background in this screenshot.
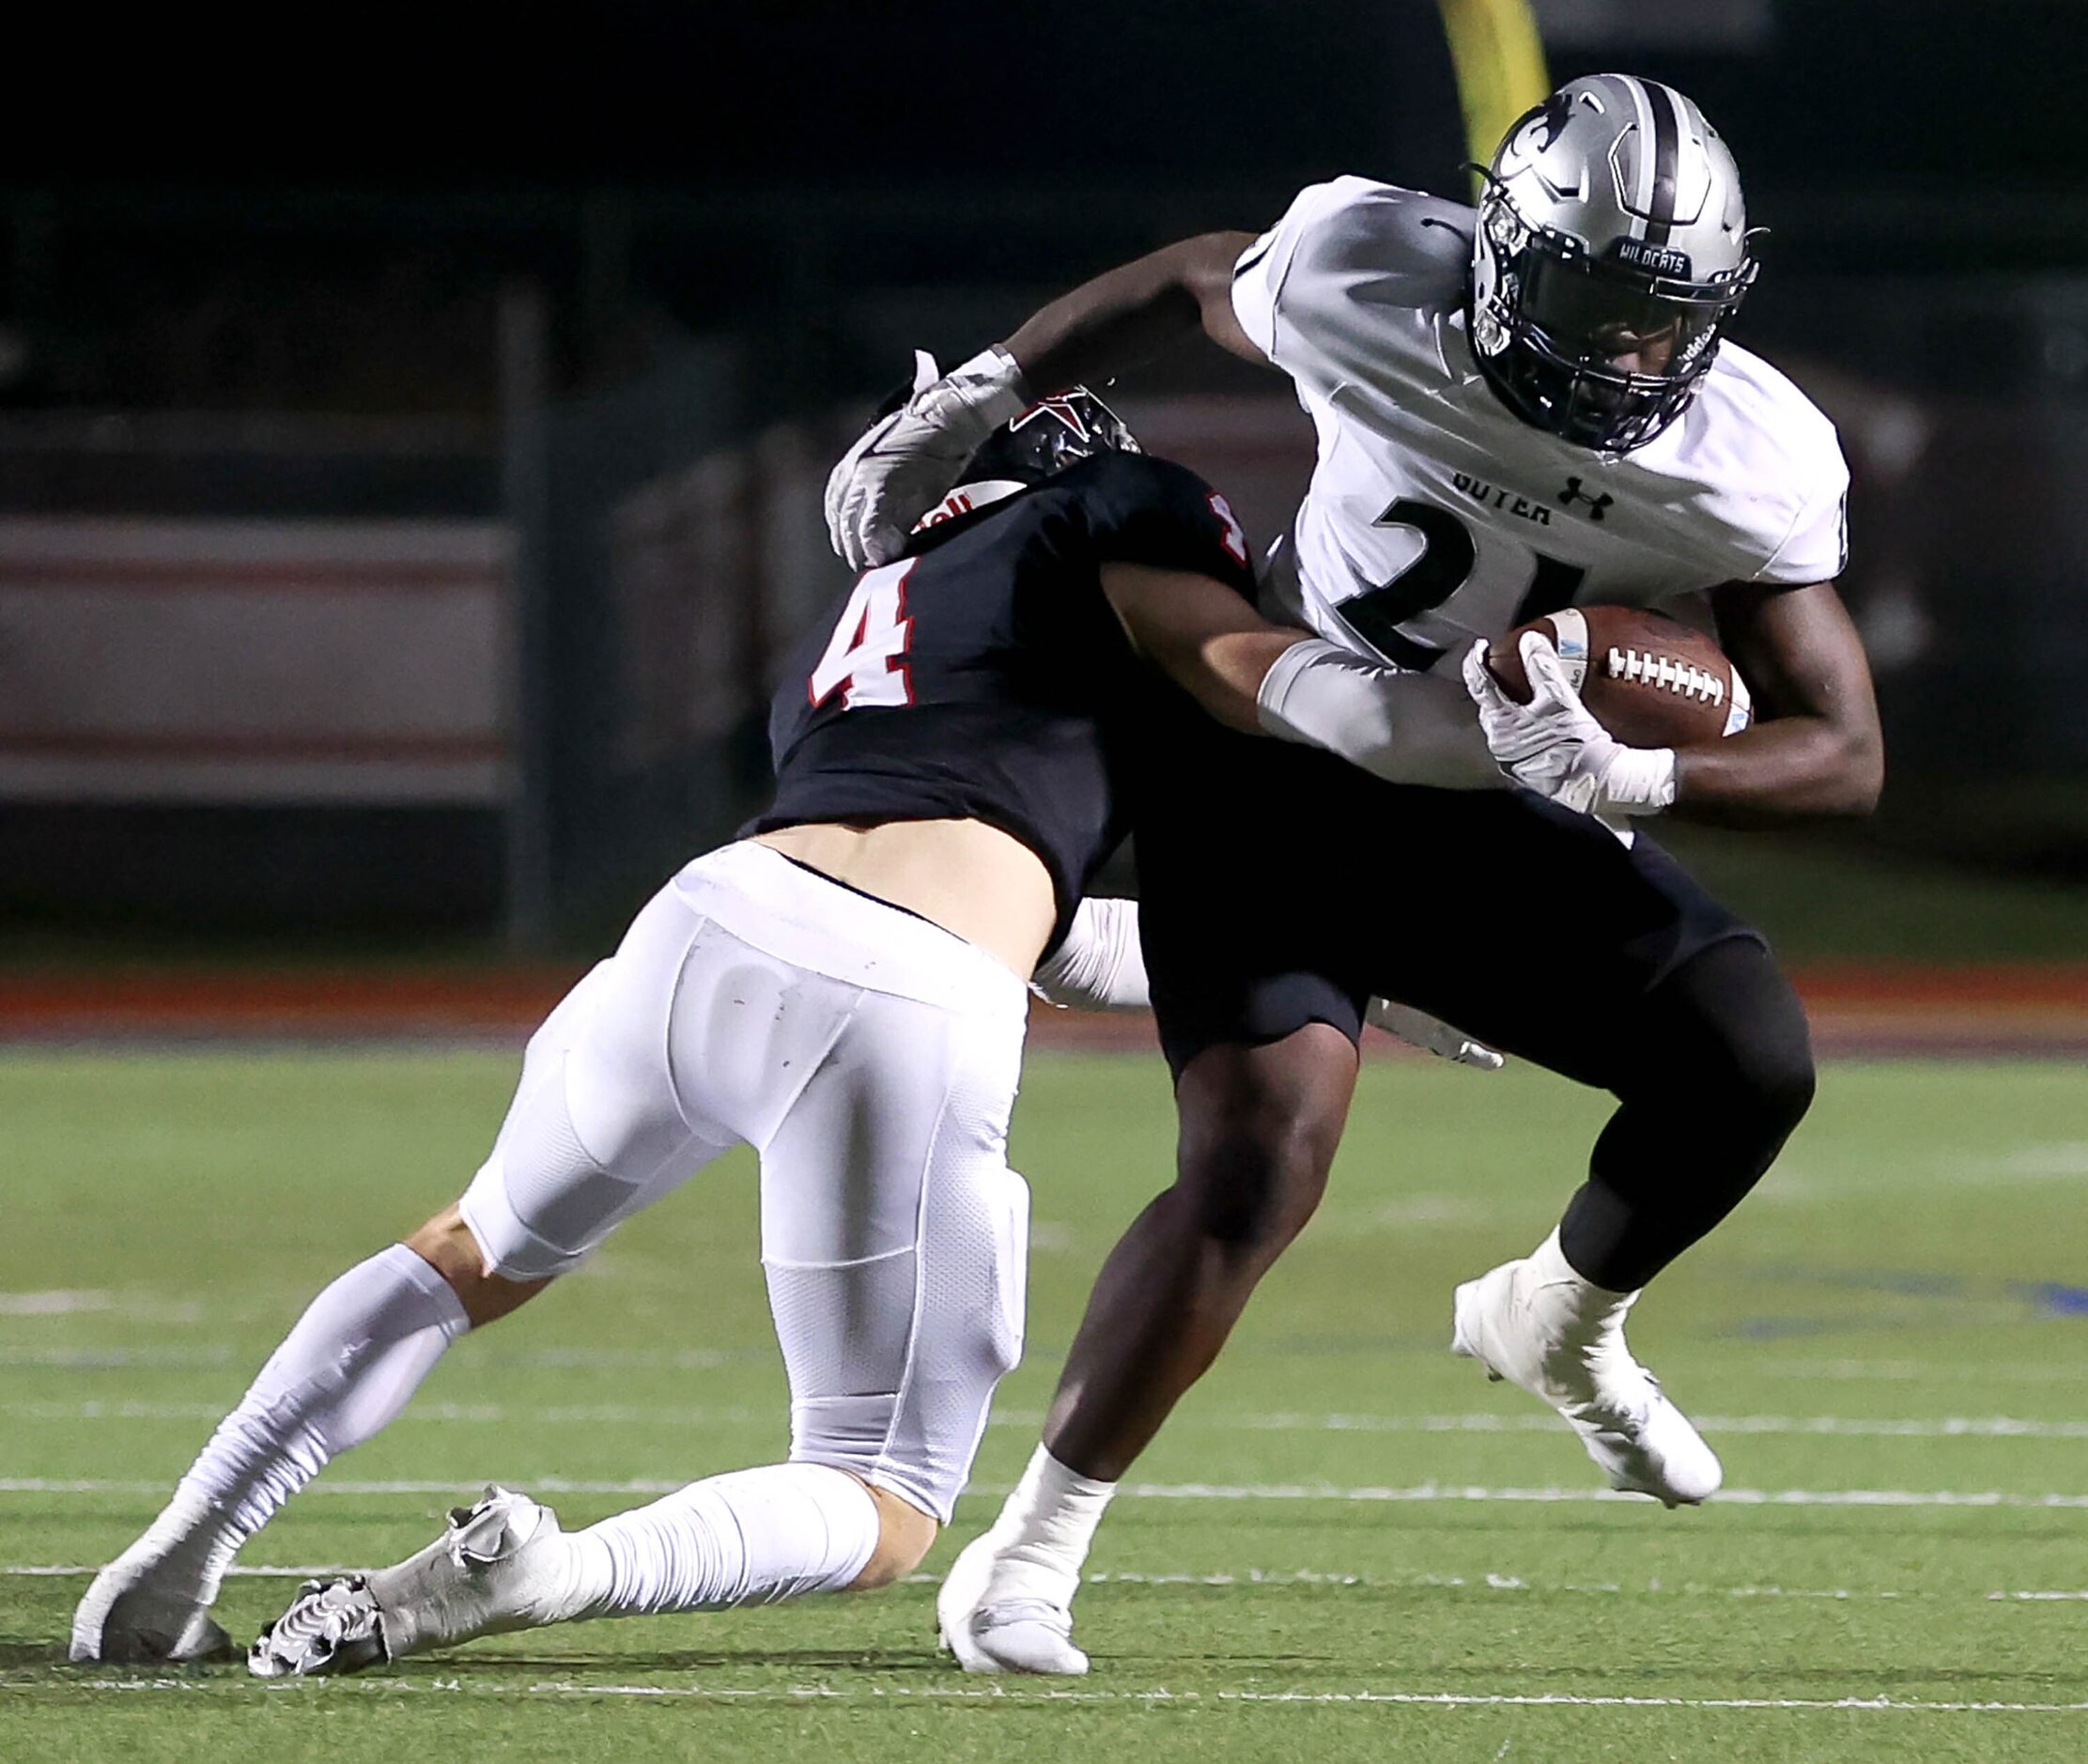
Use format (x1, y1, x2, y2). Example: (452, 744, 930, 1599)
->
(4, 0, 2086, 960)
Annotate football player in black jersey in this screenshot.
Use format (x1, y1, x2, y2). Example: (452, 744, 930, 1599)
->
(82, 388, 1405, 1677)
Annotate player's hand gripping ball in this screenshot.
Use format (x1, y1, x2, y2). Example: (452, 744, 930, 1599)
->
(1483, 606, 1752, 748)
(1462, 607, 1751, 820)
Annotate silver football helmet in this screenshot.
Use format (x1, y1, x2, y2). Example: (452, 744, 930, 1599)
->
(1470, 73, 1756, 453)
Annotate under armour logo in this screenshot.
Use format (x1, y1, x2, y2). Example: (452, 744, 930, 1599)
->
(1557, 477, 1615, 522)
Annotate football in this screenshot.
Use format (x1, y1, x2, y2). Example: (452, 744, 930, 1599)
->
(1485, 605, 1753, 749)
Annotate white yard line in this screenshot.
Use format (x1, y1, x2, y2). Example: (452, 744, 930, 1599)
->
(62, 1677, 2088, 1714)
(10, 1399, 2087, 1441)
(6, 1564, 351, 1578)
(1103, 1482, 2088, 1509)
(8, 1476, 2088, 1509)
(1066, 1571, 1923, 1600)
(0, 1346, 746, 1370)
(0, 1400, 773, 1426)
(20, 1561, 2081, 1602)
(0, 1348, 237, 1368)
(0, 1564, 1922, 1600)
(0, 1292, 114, 1316)
(12, 1339, 2088, 1385)
(1752, 1359, 2088, 1384)
(1235, 1413, 2088, 1441)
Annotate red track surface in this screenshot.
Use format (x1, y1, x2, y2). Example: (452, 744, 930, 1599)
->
(2, 966, 2083, 1056)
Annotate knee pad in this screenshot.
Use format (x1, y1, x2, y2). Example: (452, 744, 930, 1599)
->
(774, 1163, 1029, 1525)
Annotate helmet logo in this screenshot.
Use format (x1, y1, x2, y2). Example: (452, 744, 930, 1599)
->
(1528, 89, 1576, 152)
(1012, 395, 1096, 443)
(923, 386, 1139, 535)
(1610, 238, 1692, 278)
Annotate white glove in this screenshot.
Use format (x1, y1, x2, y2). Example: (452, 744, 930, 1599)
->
(823, 347, 1031, 570)
(1366, 998, 1504, 1071)
(1461, 633, 1678, 819)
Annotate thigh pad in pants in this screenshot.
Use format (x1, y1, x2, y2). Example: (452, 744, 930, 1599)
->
(759, 983, 1029, 1525)
(459, 881, 863, 1280)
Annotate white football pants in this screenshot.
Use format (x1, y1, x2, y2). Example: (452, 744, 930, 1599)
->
(458, 840, 1032, 1523)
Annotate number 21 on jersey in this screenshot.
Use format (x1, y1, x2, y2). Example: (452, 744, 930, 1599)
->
(1340, 497, 1585, 671)
(809, 561, 916, 709)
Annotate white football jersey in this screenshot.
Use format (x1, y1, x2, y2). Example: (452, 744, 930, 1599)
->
(1231, 177, 1849, 674)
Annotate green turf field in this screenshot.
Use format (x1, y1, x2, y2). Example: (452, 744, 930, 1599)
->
(4, 1048, 2086, 1760)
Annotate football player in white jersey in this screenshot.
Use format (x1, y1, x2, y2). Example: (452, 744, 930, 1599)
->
(826, 73, 1883, 1674)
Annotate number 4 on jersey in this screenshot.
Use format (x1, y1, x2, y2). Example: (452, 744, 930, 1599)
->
(1207, 491, 1250, 565)
(809, 561, 916, 709)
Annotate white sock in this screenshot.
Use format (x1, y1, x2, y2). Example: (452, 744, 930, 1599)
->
(1539, 1226, 1635, 1300)
(980, 1445, 1117, 1607)
(133, 1244, 470, 1600)
(563, 1462, 880, 1617)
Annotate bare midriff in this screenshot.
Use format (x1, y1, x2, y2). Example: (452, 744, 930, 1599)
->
(750, 819, 1056, 980)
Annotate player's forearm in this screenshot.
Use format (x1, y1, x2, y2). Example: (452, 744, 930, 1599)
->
(1257, 639, 1507, 791)
(1167, 630, 1303, 733)
(1693, 581, 1882, 823)
(1672, 715, 1883, 825)
(1103, 565, 1499, 784)
(1102, 563, 1299, 734)
(1002, 233, 1263, 390)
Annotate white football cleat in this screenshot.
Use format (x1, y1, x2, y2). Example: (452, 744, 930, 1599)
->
(1451, 1230, 1722, 1507)
(249, 1485, 577, 1678)
(936, 1531, 1089, 1676)
(70, 1525, 235, 1664)
(245, 1575, 389, 1679)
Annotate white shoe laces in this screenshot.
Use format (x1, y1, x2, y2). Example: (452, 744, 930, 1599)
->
(978, 1598, 1074, 1636)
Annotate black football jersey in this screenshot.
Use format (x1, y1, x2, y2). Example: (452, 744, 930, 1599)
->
(749, 452, 1257, 951)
